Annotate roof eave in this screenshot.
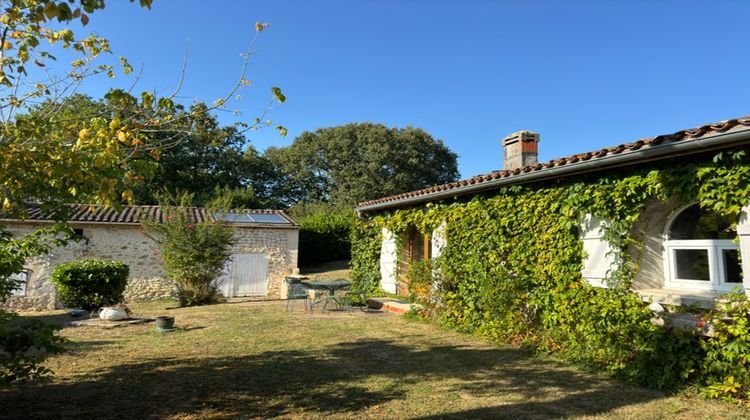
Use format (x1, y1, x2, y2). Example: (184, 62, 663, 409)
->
(356, 127, 750, 213)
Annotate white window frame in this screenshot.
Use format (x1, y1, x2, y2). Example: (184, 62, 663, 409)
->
(665, 240, 739, 291)
(663, 204, 743, 292)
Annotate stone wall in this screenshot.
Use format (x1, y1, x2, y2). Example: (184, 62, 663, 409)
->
(629, 197, 680, 290)
(1, 222, 299, 311)
(1, 222, 169, 311)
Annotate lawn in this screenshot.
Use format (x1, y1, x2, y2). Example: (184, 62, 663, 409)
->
(2, 301, 749, 419)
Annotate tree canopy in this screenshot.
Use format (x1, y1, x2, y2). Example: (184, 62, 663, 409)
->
(266, 123, 459, 206)
(0, 0, 284, 385)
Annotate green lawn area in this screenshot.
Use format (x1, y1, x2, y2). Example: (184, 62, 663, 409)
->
(2, 300, 749, 419)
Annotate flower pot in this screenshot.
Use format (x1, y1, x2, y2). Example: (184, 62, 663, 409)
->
(155, 316, 175, 331)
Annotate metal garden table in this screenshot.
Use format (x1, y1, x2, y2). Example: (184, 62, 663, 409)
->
(301, 279, 351, 312)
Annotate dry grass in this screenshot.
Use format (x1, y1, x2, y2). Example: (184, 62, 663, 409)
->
(2, 300, 749, 419)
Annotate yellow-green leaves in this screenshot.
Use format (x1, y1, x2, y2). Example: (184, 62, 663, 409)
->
(271, 86, 286, 103)
(352, 152, 750, 398)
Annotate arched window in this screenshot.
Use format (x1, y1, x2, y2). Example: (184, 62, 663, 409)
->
(665, 204, 742, 291)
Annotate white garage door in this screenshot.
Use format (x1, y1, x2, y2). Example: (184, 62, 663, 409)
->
(220, 253, 269, 297)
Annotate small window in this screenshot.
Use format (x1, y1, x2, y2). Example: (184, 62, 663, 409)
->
(10, 271, 28, 296)
(673, 249, 711, 281)
(669, 205, 735, 240)
(723, 249, 743, 283)
(665, 204, 742, 291)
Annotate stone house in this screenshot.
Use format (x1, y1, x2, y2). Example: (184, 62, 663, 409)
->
(356, 116, 750, 308)
(2, 205, 299, 311)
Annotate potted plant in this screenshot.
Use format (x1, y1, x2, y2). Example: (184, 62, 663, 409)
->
(155, 316, 175, 331)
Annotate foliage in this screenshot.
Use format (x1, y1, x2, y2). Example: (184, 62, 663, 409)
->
(19, 93, 283, 209)
(349, 218, 382, 294)
(124, 101, 281, 207)
(290, 202, 354, 265)
(0, 311, 64, 387)
(350, 151, 750, 400)
(0, 0, 154, 388)
(0, 0, 283, 385)
(145, 196, 236, 307)
(50, 258, 129, 310)
(700, 291, 750, 402)
(406, 260, 434, 307)
(265, 123, 459, 206)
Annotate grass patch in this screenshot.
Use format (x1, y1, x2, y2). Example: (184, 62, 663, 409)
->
(1, 301, 748, 419)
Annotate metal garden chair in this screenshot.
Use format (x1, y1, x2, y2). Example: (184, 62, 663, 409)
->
(285, 277, 311, 313)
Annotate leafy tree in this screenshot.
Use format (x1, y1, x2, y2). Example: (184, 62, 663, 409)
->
(265, 123, 459, 206)
(129, 102, 279, 207)
(144, 195, 236, 307)
(20, 93, 282, 208)
(0, 0, 155, 387)
(0, 1, 283, 384)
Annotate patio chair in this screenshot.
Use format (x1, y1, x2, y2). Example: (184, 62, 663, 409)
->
(342, 289, 369, 312)
(285, 277, 311, 313)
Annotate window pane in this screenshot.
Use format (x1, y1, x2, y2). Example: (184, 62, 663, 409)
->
(249, 214, 289, 224)
(11, 271, 27, 296)
(674, 249, 711, 281)
(669, 204, 736, 240)
(723, 249, 743, 283)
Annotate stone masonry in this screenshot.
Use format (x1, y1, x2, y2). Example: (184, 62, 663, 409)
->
(1, 221, 298, 311)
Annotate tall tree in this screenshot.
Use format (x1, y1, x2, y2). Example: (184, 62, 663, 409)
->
(21, 93, 283, 208)
(0, 1, 284, 384)
(266, 123, 460, 205)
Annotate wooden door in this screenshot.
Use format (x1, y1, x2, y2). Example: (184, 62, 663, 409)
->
(220, 253, 269, 297)
(397, 228, 431, 296)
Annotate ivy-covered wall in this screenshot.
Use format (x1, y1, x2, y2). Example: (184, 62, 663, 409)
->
(351, 150, 750, 401)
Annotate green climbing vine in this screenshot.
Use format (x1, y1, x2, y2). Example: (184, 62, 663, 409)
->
(350, 150, 750, 401)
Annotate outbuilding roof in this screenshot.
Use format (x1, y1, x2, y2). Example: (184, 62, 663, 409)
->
(357, 115, 750, 212)
(3, 205, 298, 227)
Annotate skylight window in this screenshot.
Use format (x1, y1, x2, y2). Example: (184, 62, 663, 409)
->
(247, 213, 289, 224)
(212, 212, 289, 224)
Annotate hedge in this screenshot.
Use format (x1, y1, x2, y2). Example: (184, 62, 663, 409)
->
(51, 259, 129, 310)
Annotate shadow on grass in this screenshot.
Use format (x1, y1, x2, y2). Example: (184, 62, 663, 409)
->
(1, 338, 661, 418)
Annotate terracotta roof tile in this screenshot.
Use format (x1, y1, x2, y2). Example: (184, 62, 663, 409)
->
(358, 115, 750, 210)
(4, 205, 297, 226)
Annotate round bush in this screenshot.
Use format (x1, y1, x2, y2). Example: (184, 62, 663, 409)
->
(51, 259, 129, 310)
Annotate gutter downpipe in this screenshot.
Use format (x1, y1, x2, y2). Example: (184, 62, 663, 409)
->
(357, 128, 750, 213)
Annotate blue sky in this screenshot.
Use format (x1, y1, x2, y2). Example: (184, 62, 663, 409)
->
(68, 1, 749, 178)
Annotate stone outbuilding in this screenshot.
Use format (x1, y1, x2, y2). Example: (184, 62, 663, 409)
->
(1, 205, 299, 311)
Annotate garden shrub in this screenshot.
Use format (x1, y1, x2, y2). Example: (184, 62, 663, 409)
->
(297, 211, 353, 265)
(51, 258, 129, 310)
(700, 291, 750, 401)
(0, 311, 64, 386)
(350, 150, 750, 401)
(146, 199, 236, 307)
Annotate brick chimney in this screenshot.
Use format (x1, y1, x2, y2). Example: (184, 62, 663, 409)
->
(502, 130, 540, 170)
